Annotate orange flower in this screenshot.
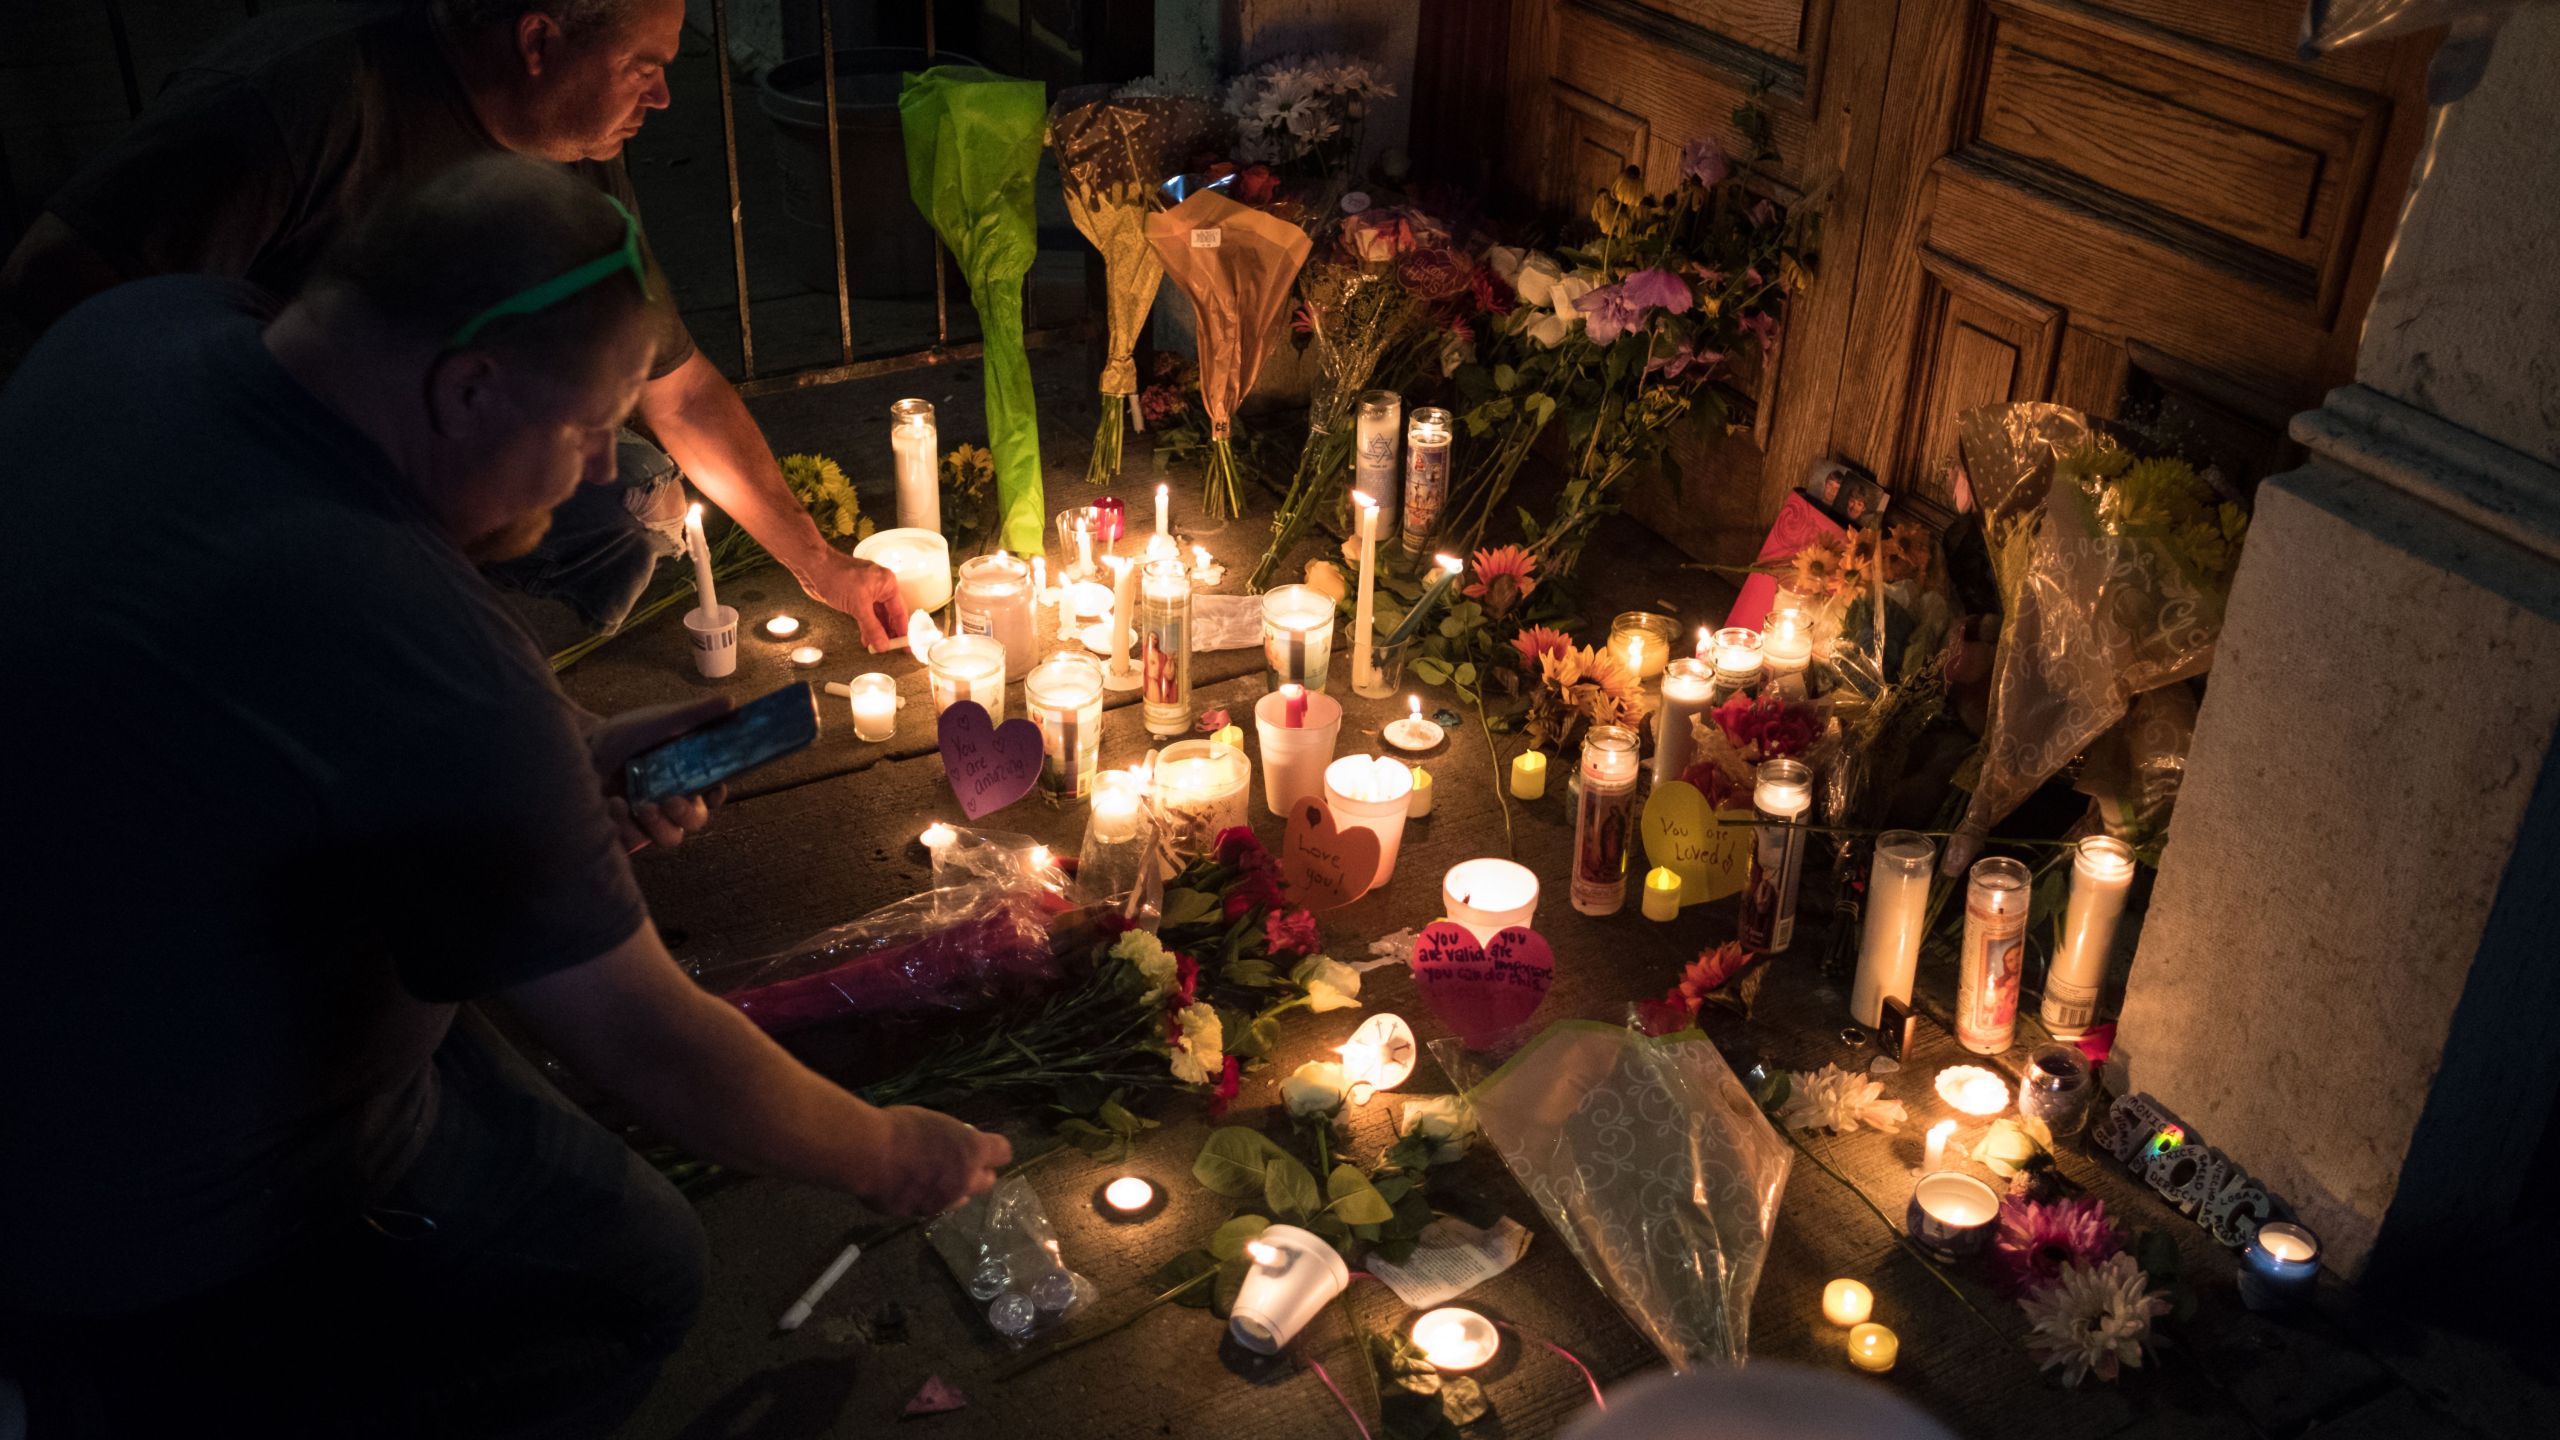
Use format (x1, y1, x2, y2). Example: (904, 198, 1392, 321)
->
(1512, 624, 1573, 671)
(1464, 545, 1540, 618)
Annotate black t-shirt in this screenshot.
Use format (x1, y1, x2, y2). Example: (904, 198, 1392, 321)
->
(46, 0, 695, 379)
(0, 278, 651, 1317)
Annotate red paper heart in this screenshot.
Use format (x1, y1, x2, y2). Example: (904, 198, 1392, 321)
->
(1281, 796, 1382, 912)
(937, 701, 1043, 819)
(1411, 920, 1554, 1048)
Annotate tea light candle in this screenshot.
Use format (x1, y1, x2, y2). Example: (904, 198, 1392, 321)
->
(1509, 749, 1547, 800)
(1407, 765, 1433, 817)
(2239, 1222, 2320, 1311)
(920, 821, 956, 853)
(845, 672, 898, 742)
(1846, 1322, 1898, 1374)
(854, 527, 954, 614)
(1411, 1308, 1499, 1372)
(1230, 1226, 1351, 1354)
(1908, 1171, 2001, 1259)
(1336, 1013, 1417, 1096)
(1936, 1065, 2010, 1117)
(762, 614, 802, 640)
(889, 398, 938, 533)
(2042, 835, 2137, 1038)
(1324, 754, 1416, 885)
(1068, 580, 1115, 621)
(1384, 695, 1444, 752)
(787, 644, 825, 668)
(1821, 1278, 1874, 1327)
(1210, 723, 1245, 753)
(1101, 1176, 1157, 1215)
(1190, 543, 1224, 587)
(1442, 858, 1538, 945)
(1641, 866, 1682, 921)
(925, 633, 1007, 721)
(1762, 608, 1812, 696)
(1606, 611, 1679, 681)
(1653, 657, 1715, 786)
(1923, 1119, 1955, 1172)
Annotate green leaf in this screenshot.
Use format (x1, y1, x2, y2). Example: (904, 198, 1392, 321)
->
(1222, 958, 1277, 989)
(1372, 1169, 1420, 1205)
(1412, 657, 1453, 686)
(2136, 1228, 2184, 1291)
(1210, 1215, 1271, 1261)
(1493, 363, 1518, 392)
(1229, 1013, 1283, 1061)
(1097, 1099, 1151, 1137)
(1439, 1376, 1490, 1427)
(1054, 1118, 1120, 1158)
(1212, 1255, 1251, 1315)
(1151, 1248, 1220, 1308)
(1327, 1164, 1396, 1225)
(1454, 662, 1477, 687)
(1194, 1127, 1284, 1198)
(1161, 887, 1222, 931)
(1264, 1155, 1322, 1221)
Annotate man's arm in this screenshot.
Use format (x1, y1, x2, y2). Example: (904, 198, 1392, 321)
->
(640, 351, 909, 649)
(503, 919, 1011, 1217)
(0, 213, 130, 334)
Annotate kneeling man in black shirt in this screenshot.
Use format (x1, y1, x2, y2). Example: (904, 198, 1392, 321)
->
(0, 155, 1008, 1439)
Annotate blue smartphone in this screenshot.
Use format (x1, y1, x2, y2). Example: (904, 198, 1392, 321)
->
(623, 683, 820, 809)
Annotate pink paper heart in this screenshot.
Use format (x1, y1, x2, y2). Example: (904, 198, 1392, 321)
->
(1281, 797, 1382, 912)
(937, 701, 1042, 819)
(1411, 920, 1554, 1048)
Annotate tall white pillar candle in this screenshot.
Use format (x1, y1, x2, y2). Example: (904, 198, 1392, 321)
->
(889, 398, 939, 534)
(1155, 482, 1170, 542)
(2042, 835, 2137, 1037)
(1652, 658, 1715, 786)
(1101, 555, 1140, 689)
(685, 503, 718, 618)
(1350, 491, 1379, 693)
(1851, 830, 1938, 1028)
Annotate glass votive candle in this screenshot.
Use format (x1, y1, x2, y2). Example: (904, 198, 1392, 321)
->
(1055, 505, 1107, 583)
(2017, 1041, 2096, 1135)
(1260, 583, 1337, 694)
(1821, 1278, 1874, 1327)
(1324, 754, 1416, 887)
(1155, 739, 1251, 865)
(1075, 768, 1152, 902)
(846, 672, 899, 742)
(889, 397, 938, 532)
(1569, 725, 1642, 915)
(2238, 1222, 2320, 1311)
(1762, 607, 1813, 697)
(1606, 611, 1680, 681)
(1023, 651, 1104, 803)
(1908, 1171, 2001, 1259)
(854, 527, 954, 616)
(1704, 626, 1764, 701)
(1442, 858, 1539, 945)
(955, 551, 1038, 677)
(1229, 1225, 1351, 1354)
(925, 633, 1007, 721)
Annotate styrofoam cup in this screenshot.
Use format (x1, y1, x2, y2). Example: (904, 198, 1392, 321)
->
(1228, 1225, 1350, 1354)
(684, 604, 739, 678)
(1255, 689, 1343, 816)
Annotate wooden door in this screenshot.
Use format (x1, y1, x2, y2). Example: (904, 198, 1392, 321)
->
(1475, 0, 2436, 560)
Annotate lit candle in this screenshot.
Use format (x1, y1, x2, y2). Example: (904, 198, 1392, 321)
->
(1024, 651, 1105, 802)
(1211, 723, 1245, 753)
(1508, 749, 1546, 801)
(1762, 608, 1812, 697)
(920, 821, 956, 852)
(1705, 626, 1764, 702)
(685, 503, 718, 619)
(1335, 1013, 1416, 1095)
(1652, 657, 1715, 786)
(954, 551, 1037, 677)
(907, 609, 942, 664)
(1102, 556, 1139, 688)
(1092, 495, 1126, 546)
(2240, 1222, 2320, 1311)
(1442, 859, 1538, 944)
(1641, 865, 1682, 921)
(1255, 686, 1342, 816)
(1139, 558, 1192, 737)
(1155, 481, 1170, 542)
(787, 644, 825, 668)
(1957, 856, 2032, 1055)
(1031, 554, 1047, 602)
(1923, 1119, 1955, 1172)
(1407, 765, 1433, 817)
(1737, 758, 1813, 952)
(2042, 836, 2136, 1038)
(1570, 725, 1642, 916)
(1280, 683, 1308, 728)
(1400, 407, 1452, 560)
(1851, 831, 1938, 1029)
(1605, 612, 1677, 681)
(889, 398, 939, 533)
(763, 614, 802, 640)
(1026, 843, 1051, 871)
(1378, 555, 1467, 660)
(1821, 1278, 1874, 1327)
(1075, 519, 1095, 576)
(1383, 694, 1444, 752)
(1908, 1171, 2001, 1259)
(854, 527, 954, 615)
(1155, 739, 1252, 864)
(1260, 585, 1335, 694)
(1323, 754, 1416, 886)
(1349, 492, 1380, 693)
(1101, 1176, 1157, 1215)
(846, 672, 898, 742)
(925, 634, 1007, 721)
(1846, 1322, 1898, 1374)
(1077, 767, 1152, 899)
(1090, 769, 1142, 842)
(1411, 1308, 1499, 1372)
(1936, 1065, 2010, 1117)
(1190, 543, 1224, 587)
(1229, 1226, 1351, 1354)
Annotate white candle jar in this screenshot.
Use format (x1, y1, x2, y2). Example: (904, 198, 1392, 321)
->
(1323, 754, 1416, 887)
(2042, 835, 2136, 1037)
(1705, 626, 1764, 702)
(846, 671, 900, 743)
(1023, 652, 1104, 803)
(1442, 858, 1539, 945)
(1761, 607, 1814, 698)
(1260, 584, 1337, 695)
(1569, 725, 1642, 915)
(1076, 769, 1153, 902)
(1652, 657, 1715, 786)
(925, 634, 1007, 721)
(1229, 1225, 1350, 1354)
(889, 398, 939, 534)
(1737, 757, 1813, 952)
(954, 551, 1038, 678)
(1606, 611, 1679, 682)
(1138, 558, 1193, 738)
(1850, 829, 1937, 1028)
(1154, 740, 1250, 865)
(853, 527, 953, 615)
(1355, 391, 1402, 540)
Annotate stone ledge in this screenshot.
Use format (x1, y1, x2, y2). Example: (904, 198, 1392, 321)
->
(2292, 383, 2560, 563)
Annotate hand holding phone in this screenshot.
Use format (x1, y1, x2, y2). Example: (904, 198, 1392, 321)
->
(622, 683, 822, 810)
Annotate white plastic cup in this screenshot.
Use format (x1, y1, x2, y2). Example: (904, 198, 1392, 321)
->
(1323, 754, 1416, 887)
(1228, 1225, 1351, 1354)
(1254, 689, 1344, 816)
(684, 604, 739, 679)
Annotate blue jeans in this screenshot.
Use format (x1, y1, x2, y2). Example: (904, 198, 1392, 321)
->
(485, 429, 690, 634)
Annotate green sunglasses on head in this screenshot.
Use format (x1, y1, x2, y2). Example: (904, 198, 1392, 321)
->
(446, 195, 654, 349)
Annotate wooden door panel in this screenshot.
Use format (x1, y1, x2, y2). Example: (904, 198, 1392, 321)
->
(1894, 248, 2063, 495)
(1544, 82, 1652, 211)
(2064, 0, 2396, 89)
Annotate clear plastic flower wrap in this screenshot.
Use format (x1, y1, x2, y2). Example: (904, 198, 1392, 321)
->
(700, 828, 1077, 1035)
(926, 1174, 1097, 1342)
(1429, 1017, 1791, 1369)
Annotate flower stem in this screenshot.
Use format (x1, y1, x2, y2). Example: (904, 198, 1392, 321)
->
(1781, 1128, 2014, 1344)
(1476, 690, 1516, 861)
(990, 1268, 1217, 1380)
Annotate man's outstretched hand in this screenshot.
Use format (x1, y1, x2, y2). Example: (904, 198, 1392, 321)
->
(859, 1107, 1014, 1216)
(797, 551, 912, 652)
(590, 694, 732, 852)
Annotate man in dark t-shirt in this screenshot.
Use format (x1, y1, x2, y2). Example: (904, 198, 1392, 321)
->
(0, 158, 1007, 1438)
(0, 0, 909, 644)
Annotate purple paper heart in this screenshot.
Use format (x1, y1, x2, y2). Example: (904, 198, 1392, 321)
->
(938, 701, 1042, 819)
(1411, 920, 1554, 1048)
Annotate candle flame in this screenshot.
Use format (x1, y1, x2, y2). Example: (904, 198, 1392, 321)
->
(920, 822, 955, 848)
(1408, 695, 1421, 717)
(1027, 844, 1050, 869)
(1245, 1240, 1282, 1267)
(1434, 553, 1462, 574)
(1193, 544, 1212, 566)
(686, 502, 704, 526)
(1351, 491, 1376, 510)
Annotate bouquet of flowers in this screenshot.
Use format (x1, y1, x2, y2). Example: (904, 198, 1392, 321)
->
(1222, 53, 1393, 204)
(1147, 189, 1315, 521)
(1518, 634, 1650, 755)
(939, 442, 1000, 557)
(1681, 693, 1827, 810)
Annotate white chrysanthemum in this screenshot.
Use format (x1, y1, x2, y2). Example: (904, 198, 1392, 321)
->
(1112, 929, 1180, 1003)
(1778, 1063, 1910, 1134)
(2020, 1253, 2170, 1386)
(1168, 1002, 1223, 1085)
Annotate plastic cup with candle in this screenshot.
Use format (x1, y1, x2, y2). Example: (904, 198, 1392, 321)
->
(845, 672, 899, 742)
(1908, 1171, 2001, 1259)
(1570, 725, 1642, 915)
(1229, 1226, 1351, 1354)
(1025, 652, 1104, 803)
(1323, 754, 1416, 886)
(1411, 1308, 1499, 1372)
(1821, 1278, 1874, 1327)
(2042, 835, 2137, 1037)
(1846, 1322, 1899, 1373)
(1652, 657, 1715, 785)
(889, 398, 939, 532)
(1737, 758, 1813, 951)
(1260, 584, 1336, 694)
(854, 527, 954, 614)
(1641, 866, 1683, 921)
(1407, 765, 1433, 817)
(1605, 611, 1680, 682)
(1442, 859, 1539, 945)
(2239, 1222, 2320, 1310)
(1336, 1013, 1417, 1100)
(1508, 750, 1547, 801)
(1254, 683, 1346, 816)
(683, 602, 739, 679)
(1384, 695, 1445, 752)
(925, 634, 1007, 721)
(1851, 831, 1938, 1028)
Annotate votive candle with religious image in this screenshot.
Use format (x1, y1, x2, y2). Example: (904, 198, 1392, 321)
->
(1569, 726, 1642, 915)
